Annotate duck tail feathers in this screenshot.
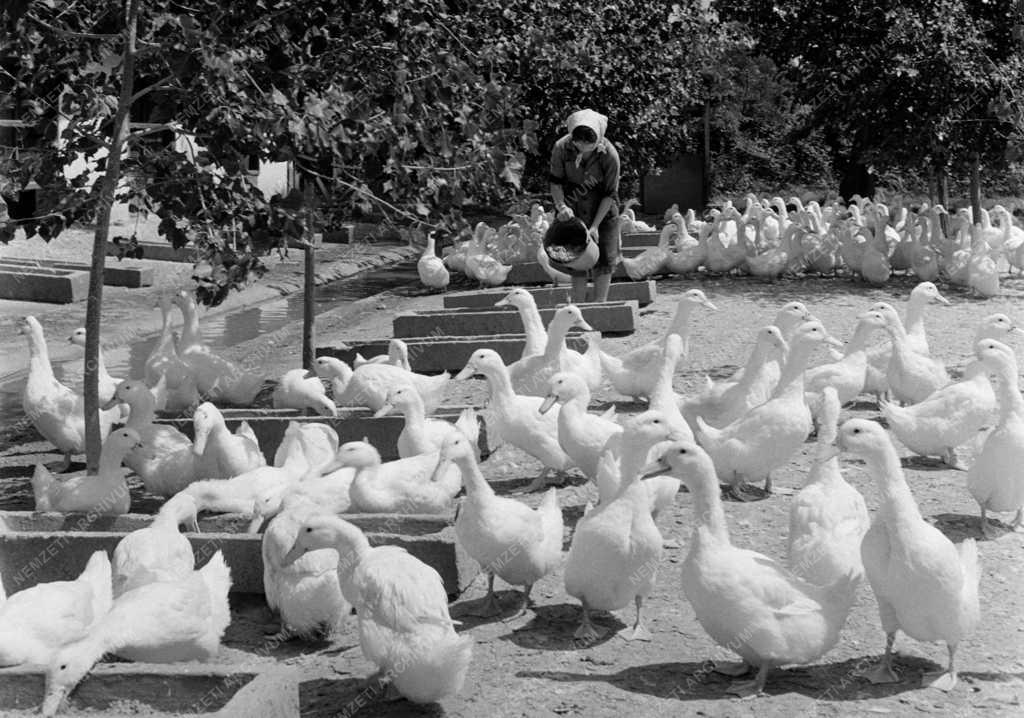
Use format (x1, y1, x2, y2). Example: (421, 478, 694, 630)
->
(199, 551, 233, 636)
(31, 464, 55, 512)
(392, 633, 474, 703)
(597, 349, 623, 375)
(694, 416, 721, 445)
(81, 550, 113, 616)
(455, 407, 481, 455)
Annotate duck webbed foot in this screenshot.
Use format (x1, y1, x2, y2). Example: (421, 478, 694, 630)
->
(727, 664, 769, 699)
(617, 595, 653, 641)
(573, 605, 607, 645)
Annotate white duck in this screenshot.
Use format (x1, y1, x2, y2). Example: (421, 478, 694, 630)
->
(564, 411, 672, 641)
(650, 439, 856, 697)
(41, 552, 233, 717)
(681, 325, 788, 432)
(646, 333, 695, 443)
(455, 349, 574, 491)
(734, 301, 814, 391)
(272, 368, 337, 417)
(252, 493, 350, 639)
(20, 316, 121, 472)
(417, 230, 450, 290)
(374, 385, 479, 459)
(145, 294, 200, 412)
(787, 387, 869, 586)
(967, 338, 1024, 537)
(31, 428, 143, 515)
(879, 313, 1021, 467)
(352, 338, 412, 372)
(338, 360, 451, 414)
(172, 290, 263, 406)
(437, 433, 563, 616)
(192, 401, 266, 479)
(599, 289, 717, 400)
(0, 551, 111, 667)
(314, 355, 354, 404)
(67, 328, 123, 406)
(804, 310, 889, 410)
(697, 320, 842, 500)
(835, 419, 979, 691)
(330, 440, 460, 514)
(106, 379, 198, 497)
(283, 515, 473, 703)
(874, 302, 950, 405)
(621, 222, 672, 280)
(856, 282, 951, 401)
(496, 288, 548, 360)
(539, 372, 622, 481)
(111, 493, 199, 597)
(183, 419, 314, 514)
(506, 304, 595, 396)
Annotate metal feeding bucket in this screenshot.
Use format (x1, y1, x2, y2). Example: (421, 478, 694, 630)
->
(543, 219, 599, 272)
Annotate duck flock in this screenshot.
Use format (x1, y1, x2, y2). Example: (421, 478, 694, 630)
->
(4, 224, 1024, 714)
(426, 195, 1024, 293)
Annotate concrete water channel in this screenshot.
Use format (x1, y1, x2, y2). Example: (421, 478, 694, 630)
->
(0, 259, 423, 431)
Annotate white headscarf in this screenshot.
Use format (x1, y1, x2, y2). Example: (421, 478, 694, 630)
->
(566, 109, 608, 167)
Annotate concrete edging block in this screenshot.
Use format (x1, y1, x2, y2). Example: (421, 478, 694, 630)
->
(441, 281, 657, 309)
(621, 231, 663, 247)
(152, 407, 490, 464)
(318, 333, 590, 373)
(505, 261, 629, 285)
(0, 257, 154, 288)
(105, 240, 196, 263)
(0, 267, 89, 303)
(0, 512, 475, 599)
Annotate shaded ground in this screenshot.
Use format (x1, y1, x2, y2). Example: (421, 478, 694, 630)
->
(2, 264, 1024, 717)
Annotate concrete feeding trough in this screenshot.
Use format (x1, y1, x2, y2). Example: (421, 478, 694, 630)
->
(105, 240, 196, 263)
(504, 260, 630, 285)
(0, 510, 476, 599)
(0, 665, 299, 717)
(318, 333, 590, 373)
(0, 257, 154, 288)
(442, 280, 657, 309)
(0, 266, 89, 303)
(621, 231, 663, 248)
(392, 300, 638, 338)
(153, 407, 490, 464)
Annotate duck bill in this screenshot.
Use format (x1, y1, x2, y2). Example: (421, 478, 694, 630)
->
(186, 515, 201, 533)
(454, 364, 477, 381)
(41, 685, 67, 718)
(934, 293, 951, 305)
(1010, 326, 1024, 335)
(429, 456, 453, 484)
(824, 335, 844, 349)
(248, 514, 265, 534)
(281, 543, 305, 566)
(192, 424, 210, 456)
(538, 393, 558, 415)
(494, 294, 512, 307)
(372, 402, 393, 419)
(702, 299, 719, 311)
(101, 396, 120, 411)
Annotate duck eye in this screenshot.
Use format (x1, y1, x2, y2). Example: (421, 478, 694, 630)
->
(853, 428, 861, 434)
(679, 448, 688, 454)
(60, 664, 67, 670)
(305, 527, 313, 532)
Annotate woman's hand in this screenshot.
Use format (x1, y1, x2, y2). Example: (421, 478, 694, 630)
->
(556, 204, 574, 222)
(587, 226, 599, 243)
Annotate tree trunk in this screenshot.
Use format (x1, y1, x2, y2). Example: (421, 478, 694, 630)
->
(84, 0, 140, 472)
(302, 182, 316, 370)
(969, 151, 982, 227)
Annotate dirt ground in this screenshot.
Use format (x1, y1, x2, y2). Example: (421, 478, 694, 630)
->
(2, 265, 1024, 717)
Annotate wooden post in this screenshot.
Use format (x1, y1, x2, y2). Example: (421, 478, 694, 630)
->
(84, 0, 140, 472)
(302, 182, 316, 370)
(969, 151, 982, 227)
(702, 100, 712, 206)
